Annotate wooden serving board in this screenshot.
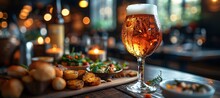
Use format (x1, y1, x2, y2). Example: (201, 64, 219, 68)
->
(22, 76, 138, 98)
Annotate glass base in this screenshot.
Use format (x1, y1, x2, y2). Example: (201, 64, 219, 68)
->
(127, 81, 156, 94)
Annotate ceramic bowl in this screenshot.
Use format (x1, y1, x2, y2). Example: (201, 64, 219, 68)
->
(159, 79, 215, 98)
(86, 67, 123, 80)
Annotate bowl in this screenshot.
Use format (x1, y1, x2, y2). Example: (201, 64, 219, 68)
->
(86, 67, 123, 80)
(61, 62, 89, 70)
(159, 79, 215, 98)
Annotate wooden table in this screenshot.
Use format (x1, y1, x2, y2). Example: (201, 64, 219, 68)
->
(72, 61, 220, 98)
(161, 45, 220, 71)
(162, 45, 220, 61)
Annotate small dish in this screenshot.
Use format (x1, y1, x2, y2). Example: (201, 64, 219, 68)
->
(86, 67, 123, 80)
(159, 79, 215, 98)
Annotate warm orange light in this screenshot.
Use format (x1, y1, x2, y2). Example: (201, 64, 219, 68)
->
(61, 8, 70, 16)
(46, 44, 61, 54)
(0, 11, 3, 18)
(37, 36, 44, 44)
(20, 12, 28, 17)
(212, 0, 218, 3)
(133, 44, 140, 56)
(44, 13, 52, 21)
(87, 48, 106, 61)
(88, 48, 105, 55)
(19, 14, 27, 19)
(21, 9, 30, 13)
(1, 21, 8, 28)
(83, 16, 90, 25)
(94, 48, 99, 54)
(23, 5, 32, 12)
(79, 0, 88, 8)
(24, 18, 33, 27)
(73, 21, 83, 30)
(52, 45, 57, 51)
(49, 7, 53, 13)
(45, 37, 51, 44)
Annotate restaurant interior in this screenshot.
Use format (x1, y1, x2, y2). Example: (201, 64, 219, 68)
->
(0, 0, 220, 97)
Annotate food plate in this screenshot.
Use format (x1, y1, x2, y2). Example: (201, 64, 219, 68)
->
(21, 76, 138, 98)
(86, 67, 123, 80)
(159, 79, 215, 98)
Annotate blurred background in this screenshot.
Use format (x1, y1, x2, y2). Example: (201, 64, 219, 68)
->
(0, 0, 220, 80)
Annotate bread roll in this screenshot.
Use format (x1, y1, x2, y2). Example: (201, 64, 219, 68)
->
(83, 72, 96, 83)
(83, 72, 101, 86)
(1, 79, 24, 98)
(29, 61, 45, 70)
(54, 67, 63, 77)
(30, 62, 56, 82)
(7, 65, 28, 78)
(67, 79, 84, 90)
(63, 70, 78, 80)
(77, 70, 86, 79)
(90, 77, 101, 86)
(52, 77, 66, 90)
(22, 75, 33, 83)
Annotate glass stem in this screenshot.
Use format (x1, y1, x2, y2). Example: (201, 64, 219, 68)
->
(137, 57, 144, 83)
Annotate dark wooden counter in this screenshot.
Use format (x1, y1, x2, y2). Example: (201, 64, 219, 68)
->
(73, 61, 220, 98)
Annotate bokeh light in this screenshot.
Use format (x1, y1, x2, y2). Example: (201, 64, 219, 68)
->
(79, 0, 88, 8)
(0, 11, 3, 18)
(45, 37, 51, 44)
(37, 36, 44, 44)
(44, 13, 52, 21)
(61, 8, 70, 16)
(83, 16, 90, 25)
(1, 21, 8, 28)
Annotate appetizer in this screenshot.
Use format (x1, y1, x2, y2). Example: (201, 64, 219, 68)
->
(166, 80, 208, 94)
(88, 60, 122, 73)
(82, 72, 101, 86)
(52, 77, 66, 90)
(61, 52, 92, 67)
(63, 70, 78, 80)
(67, 79, 84, 90)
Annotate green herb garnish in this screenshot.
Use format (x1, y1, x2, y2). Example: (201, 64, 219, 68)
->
(146, 71, 162, 86)
(20, 64, 28, 69)
(89, 60, 123, 73)
(61, 49, 92, 66)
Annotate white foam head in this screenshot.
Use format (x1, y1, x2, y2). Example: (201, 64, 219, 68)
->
(126, 4, 158, 16)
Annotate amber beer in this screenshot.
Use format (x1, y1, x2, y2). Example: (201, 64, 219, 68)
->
(122, 4, 161, 93)
(121, 14, 162, 58)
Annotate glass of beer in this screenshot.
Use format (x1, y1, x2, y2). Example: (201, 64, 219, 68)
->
(121, 4, 162, 93)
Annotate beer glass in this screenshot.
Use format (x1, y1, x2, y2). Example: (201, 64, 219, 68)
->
(121, 4, 162, 93)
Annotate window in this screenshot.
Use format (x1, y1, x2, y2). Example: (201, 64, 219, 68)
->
(91, 0, 116, 30)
